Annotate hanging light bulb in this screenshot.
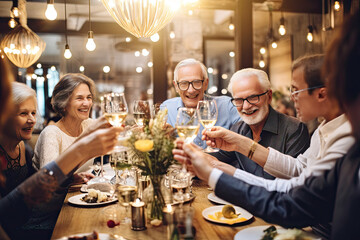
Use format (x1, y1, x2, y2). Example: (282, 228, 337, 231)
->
(103, 66, 110, 73)
(228, 17, 235, 31)
(64, 44, 72, 59)
(260, 47, 266, 54)
(307, 25, 313, 42)
(8, 17, 17, 28)
(86, 31, 96, 51)
(259, 57, 265, 68)
(45, 0, 57, 21)
(169, 23, 175, 39)
(11, 0, 19, 18)
(86, 0, 96, 51)
(278, 14, 286, 36)
(79, 65, 85, 72)
(271, 41, 278, 49)
(150, 33, 160, 42)
(334, 1, 341, 11)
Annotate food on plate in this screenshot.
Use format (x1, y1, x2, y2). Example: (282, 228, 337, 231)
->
(261, 225, 316, 240)
(81, 189, 111, 203)
(261, 225, 277, 240)
(221, 204, 240, 219)
(67, 231, 99, 240)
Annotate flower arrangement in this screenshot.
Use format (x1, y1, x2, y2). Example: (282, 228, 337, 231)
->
(128, 108, 176, 220)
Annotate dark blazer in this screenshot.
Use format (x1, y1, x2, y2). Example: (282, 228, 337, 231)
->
(212, 106, 310, 179)
(214, 141, 360, 240)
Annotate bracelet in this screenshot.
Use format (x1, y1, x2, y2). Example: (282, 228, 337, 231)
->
(247, 141, 257, 159)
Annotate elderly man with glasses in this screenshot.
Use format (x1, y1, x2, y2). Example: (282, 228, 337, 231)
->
(205, 68, 311, 179)
(160, 58, 241, 149)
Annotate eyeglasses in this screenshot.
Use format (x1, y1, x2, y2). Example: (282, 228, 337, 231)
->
(177, 79, 204, 91)
(290, 85, 324, 99)
(231, 90, 269, 107)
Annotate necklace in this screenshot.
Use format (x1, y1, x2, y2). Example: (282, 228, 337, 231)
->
(0, 144, 21, 170)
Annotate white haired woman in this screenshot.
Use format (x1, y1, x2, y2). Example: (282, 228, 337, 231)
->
(0, 82, 37, 197)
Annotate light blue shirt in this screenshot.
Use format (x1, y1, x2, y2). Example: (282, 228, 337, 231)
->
(160, 95, 241, 148)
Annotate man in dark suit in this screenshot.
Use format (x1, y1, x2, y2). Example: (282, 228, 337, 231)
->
(174, 11, 360, 240)
(211, 68, 310, 179)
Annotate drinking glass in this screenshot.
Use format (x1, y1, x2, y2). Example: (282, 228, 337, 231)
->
(102, 92, 129, 152)
(170, 167, 190, 208)
(116, 171, 138, 224)
(133, 100, 151, 127)
(175, 107, 200, 172)
(197, 99, 218, 152)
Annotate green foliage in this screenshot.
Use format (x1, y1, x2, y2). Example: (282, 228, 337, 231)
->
(128, 109, 176, 177)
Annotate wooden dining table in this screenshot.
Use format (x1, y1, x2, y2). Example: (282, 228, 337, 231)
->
(51, 176, 273, 240)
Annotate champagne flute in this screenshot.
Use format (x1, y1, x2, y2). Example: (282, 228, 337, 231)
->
(175, 107, 200, 173)
(197, 99, 218, 152)
(133, 100, 151, 127)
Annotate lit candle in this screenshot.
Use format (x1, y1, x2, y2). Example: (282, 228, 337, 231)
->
(162, 204, 174, 226)
(131, 198, 146, 231)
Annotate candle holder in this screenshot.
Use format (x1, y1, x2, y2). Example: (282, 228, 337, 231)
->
(131, 198, 146, 231)
(175, 206, 195, 239)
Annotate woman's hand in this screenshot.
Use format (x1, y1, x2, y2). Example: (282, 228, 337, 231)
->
(202, 126, 243, 152)
(79, 116, 112, 139)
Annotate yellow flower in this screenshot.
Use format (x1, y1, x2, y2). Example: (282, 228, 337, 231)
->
(135, 139, 154, 152)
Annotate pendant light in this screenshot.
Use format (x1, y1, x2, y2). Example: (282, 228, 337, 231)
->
(63, 0, 72, 59)
(45, 0, 57, 20)
(86, 0, 96, 51)
(278, 12, 286, 36)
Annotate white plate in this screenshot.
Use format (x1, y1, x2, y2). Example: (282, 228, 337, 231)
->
(207, 192, 231, 205)
(68, 193, 117, 207)
(56, 233, 111, 240)
(233, 225, 320, 240)
(202, 205, 253, 225)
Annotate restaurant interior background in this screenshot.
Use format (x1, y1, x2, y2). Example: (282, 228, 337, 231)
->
(0, 0, 357, 123)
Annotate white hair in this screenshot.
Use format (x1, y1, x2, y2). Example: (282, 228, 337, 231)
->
(227, 68, 271, 96)
(12, 82, 37, 106)
(174, 58, 208, 82)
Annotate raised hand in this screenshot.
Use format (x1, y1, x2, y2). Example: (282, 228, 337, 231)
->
(202, 126, 242, 152)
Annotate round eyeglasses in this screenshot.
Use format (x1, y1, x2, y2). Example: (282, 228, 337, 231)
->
(177, 79, 204, 91)
(290, 85, 324, 99)
(231, 90, 269, 107)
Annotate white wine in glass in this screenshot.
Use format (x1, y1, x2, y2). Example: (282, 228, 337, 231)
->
(197, 100, 218, 152)
(116, 184, 137, 224)
(104, 112, 128, 127)
(133, 100, 151, 127)
(102, 92, 128, 127)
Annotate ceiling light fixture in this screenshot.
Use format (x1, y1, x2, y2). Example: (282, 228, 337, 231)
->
(169, 22, 175, 39)
(103, 65, 110, 73)
(86, 0, 96, 51)
(8, 17, 17, 28)
(228, 17, 235, 31)
(334, 1, 341, 11)
(267, 8, 278, 49)
(278, 12, 286, 36)
(307, 14, 314, 42)
(259, 55, 265, 68)
(11, 0, 19, 18)
(260, 47, 266, 54)
(45, 0, 57, 21)
(1, 0, 46, 68)
(63, 0, 72, 59)
(79, 65, 85, 72)
(101, 0, 181, 38)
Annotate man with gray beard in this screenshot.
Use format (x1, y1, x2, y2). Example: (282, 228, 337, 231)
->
(211, 68, 310, 179)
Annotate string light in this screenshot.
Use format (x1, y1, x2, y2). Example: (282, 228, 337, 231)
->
(8, 17, 17, 28)
(150, 33, 160, 42)
(45, 0, 57, 21)
(11, 0, 19, 18)
(169, 22, 175, 39)
(260, 47, 266, 54)
(259, 56, 265, 68)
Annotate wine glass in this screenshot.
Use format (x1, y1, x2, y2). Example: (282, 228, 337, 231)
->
(197, 99, 218, 152)
(133, 100, 151, 127)
(170, 167, 190, 208)
(102, 92, 129, 152)
(175, 107, 199, 174)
